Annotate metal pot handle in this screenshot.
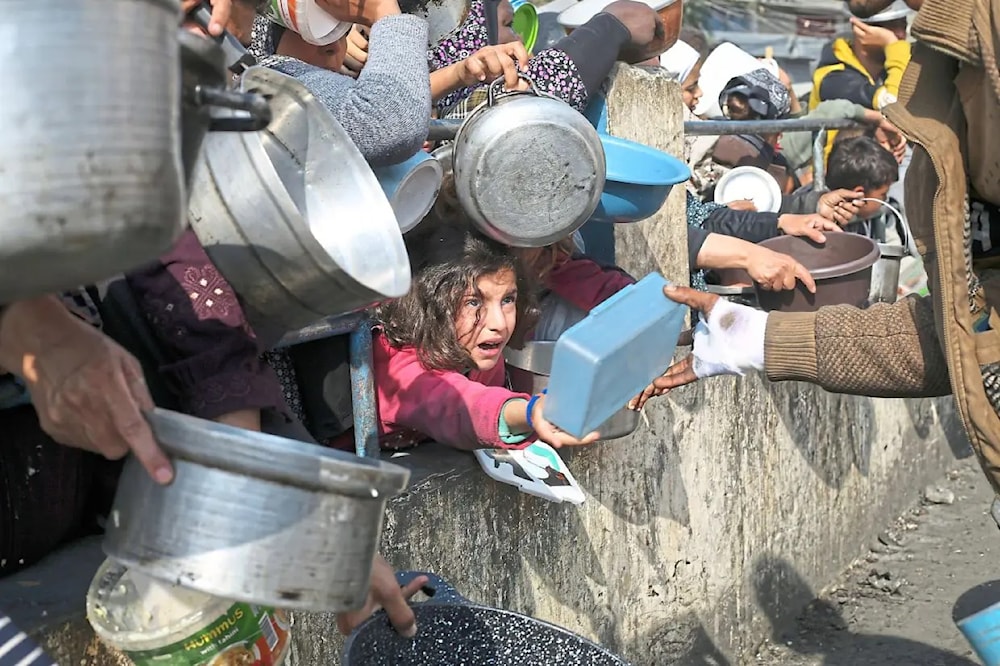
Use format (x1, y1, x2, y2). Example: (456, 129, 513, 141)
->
(196, 86, 272, 132)
(486, 73, 554, 107)
(395, 571, 472, 605)
(858, 197, 919, 259)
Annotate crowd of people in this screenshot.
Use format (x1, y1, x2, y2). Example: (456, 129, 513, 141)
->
(3, 0, 1000, 659)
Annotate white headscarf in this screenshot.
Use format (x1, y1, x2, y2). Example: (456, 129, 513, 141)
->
(659, 40, 699, 83)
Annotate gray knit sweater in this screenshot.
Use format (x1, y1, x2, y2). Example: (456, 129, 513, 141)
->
(259, 15, 431, 167)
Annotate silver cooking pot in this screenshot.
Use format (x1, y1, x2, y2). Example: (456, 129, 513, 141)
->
(505, 296, 639, 440)
(453, 76, 606, 248)
(189, 67, 410, 334)
(103, 409, 411, 612)
(0, 0, 186, 303)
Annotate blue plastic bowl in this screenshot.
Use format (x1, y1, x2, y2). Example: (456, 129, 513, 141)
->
(590, 134, 690, 224)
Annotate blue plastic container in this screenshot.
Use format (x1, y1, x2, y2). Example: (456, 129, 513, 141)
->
(590, 135, 691, 224)
(544, 273, 686, 438)
(582, 94, 609, 134)
(958, 600, 1000, 664)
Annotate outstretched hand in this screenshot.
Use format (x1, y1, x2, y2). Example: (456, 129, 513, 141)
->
(630, 285, 769, 409)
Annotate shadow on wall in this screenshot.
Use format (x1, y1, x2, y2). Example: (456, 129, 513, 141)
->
(907, 397, 974, 460)
(761, 382, 877, 488)
(754, 554, 978, 666)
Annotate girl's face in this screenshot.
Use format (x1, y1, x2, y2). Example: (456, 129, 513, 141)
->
(680, 63, 703, 112)
(455, 269, 518, 371)
(498, 0, 520, 45)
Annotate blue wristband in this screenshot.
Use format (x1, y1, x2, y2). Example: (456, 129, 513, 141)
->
(524, 389, 548, 432)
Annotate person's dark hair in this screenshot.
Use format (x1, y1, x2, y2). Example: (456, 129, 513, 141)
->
(269, 21, 287, 50)
(376, 177, 539, 372)
(826, 135, 899, 191)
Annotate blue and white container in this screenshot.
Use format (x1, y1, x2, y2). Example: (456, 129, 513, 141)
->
(544, 272, 686, 438)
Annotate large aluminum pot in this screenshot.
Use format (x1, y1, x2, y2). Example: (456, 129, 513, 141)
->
(189, 67, 410, 334)
(505, 295, 639, 440)
(0, 0, 185, 303)
(453, 76, 606, 248)
(103, 408, 411, 612)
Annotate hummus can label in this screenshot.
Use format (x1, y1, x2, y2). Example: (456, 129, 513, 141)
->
(125, 603, 291, 666)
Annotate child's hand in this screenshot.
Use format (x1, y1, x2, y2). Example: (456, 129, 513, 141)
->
(777, 213, 843, 243)
(850, 17, 899, 50)
(528, 394, 601, 448)
(340, 25, 369, 78)
(456, 43, 531, 90)
(336, 555, 426, 638)
(817, 189, 866, 225)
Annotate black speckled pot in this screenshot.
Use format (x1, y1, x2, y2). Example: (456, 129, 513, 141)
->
(343, 572, 631, 666)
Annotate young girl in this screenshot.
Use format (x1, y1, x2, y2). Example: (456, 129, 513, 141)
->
(332, 216, 600, 453)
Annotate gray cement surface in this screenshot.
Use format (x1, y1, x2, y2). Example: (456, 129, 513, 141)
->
(762, 456, 997, 666)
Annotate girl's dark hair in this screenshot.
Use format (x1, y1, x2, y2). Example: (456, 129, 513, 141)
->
(376, 177, 539, 372)
(826, 136, 899, 191)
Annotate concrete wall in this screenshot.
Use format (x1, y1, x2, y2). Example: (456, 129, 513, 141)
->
(289, 66, 968, 665)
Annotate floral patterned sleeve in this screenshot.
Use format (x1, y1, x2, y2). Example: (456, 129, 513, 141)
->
(429, 0, 625, 114)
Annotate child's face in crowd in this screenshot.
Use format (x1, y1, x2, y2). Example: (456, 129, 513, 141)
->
(681, 63, 703, 112)
(455, 269, 518, 372)
(498, 0, 520, 46)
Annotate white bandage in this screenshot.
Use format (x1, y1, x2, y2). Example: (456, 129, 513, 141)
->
(691, 299, 769, 379)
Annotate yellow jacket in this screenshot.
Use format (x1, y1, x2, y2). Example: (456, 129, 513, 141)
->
(808, 36, 912, 157)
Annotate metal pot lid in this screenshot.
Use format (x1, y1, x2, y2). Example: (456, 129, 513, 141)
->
(145, 408, 410, 498)
(503, 341, 555, 373)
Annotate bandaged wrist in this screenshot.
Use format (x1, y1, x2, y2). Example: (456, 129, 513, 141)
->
(691, 299, 769, 379)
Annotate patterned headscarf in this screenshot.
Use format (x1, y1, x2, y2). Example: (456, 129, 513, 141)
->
(719, 67, 790, 120)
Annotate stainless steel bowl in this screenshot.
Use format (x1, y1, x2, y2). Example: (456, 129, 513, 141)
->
(189, 67, 410, 334)
(103, 408, 411, 612)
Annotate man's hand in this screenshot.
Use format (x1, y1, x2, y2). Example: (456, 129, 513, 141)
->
(631, 285, 769, 407)
(0, 296, 172, 483)
(336, 556, 427, 638)
(601, 0, 667, 64)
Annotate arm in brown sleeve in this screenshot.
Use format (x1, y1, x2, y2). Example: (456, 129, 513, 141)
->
(763, 295, 952, 398)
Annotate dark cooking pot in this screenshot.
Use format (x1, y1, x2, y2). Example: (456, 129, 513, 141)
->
(343, 572, 631, 666)
(754, 233, 880, 313)
(179, 30, 270, 186)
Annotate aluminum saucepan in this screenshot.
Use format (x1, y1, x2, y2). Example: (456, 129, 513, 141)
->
(453, 76, 606, 248)
(343, 572, 631, 665)
(188, 67, 410, 336)
(0, 0, 185, 303)
(103, 408, 411, 612)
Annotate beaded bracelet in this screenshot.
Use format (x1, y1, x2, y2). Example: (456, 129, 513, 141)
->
(525, 389, 547, 431)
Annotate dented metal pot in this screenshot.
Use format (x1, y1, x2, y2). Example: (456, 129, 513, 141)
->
(103, 409, 411, 612)
(453, 76, 605, 247)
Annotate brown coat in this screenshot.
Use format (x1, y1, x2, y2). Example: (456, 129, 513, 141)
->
(763, 0, 1000, 492)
